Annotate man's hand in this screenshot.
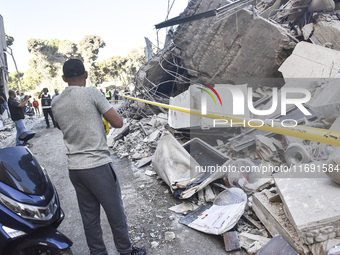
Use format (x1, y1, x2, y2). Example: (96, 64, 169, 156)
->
(103, 108, 123, 128)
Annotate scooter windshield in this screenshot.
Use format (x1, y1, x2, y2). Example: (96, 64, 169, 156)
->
(0, 146, 47, 195)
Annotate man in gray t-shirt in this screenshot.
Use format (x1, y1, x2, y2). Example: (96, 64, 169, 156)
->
(52, 59, 146, 255)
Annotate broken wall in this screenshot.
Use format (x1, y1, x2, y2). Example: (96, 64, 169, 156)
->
(173, 0, 295, 85)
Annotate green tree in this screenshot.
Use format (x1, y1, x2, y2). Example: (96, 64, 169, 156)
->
(78, 35, 105, 86)
(8, 71, 24, 90)
(25, 35, 105, 89)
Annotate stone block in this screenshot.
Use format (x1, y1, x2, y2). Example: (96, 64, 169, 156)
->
(251, 191, 310, 254)
(274, 173, 340, 245)
(313, 19, 340, 51)
(279, 41, 340, 78)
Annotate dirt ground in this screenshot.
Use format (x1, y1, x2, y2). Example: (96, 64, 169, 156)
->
(2, 110, 247, 255)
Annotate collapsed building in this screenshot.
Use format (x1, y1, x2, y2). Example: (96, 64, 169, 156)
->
(112, 0, 340, 254)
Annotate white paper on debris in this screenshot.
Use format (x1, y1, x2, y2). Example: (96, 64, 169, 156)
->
(187, 202, 246, 235)
(180, 188, 247, 235)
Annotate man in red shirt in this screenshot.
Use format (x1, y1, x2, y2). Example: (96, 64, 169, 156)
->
(32, 98, 40, 115)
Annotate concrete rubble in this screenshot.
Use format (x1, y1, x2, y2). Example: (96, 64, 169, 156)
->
(107, 0, 340, 254)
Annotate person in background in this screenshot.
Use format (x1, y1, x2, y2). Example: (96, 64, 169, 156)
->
(52, 88, 60, 99)
(52, 59, 146, 255)
(39, 88, 55, 128)
(8, 90, 31, 146)
(100, 88, 105, 96)
(105, 88, 111, 101)
(113, 88, 119, 104)
(19, 92, 27, 113)
(0, 85, 11, 118)
(15, 90, 20, 101)
(32, 98, 40, 115)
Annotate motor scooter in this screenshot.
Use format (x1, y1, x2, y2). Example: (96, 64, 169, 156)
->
(0, 131, 73, 255)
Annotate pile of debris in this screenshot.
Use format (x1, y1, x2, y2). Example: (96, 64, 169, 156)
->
(110, 0, 340, 254)
(109, 101, 340, 255)
(109, 113, 168, 160)
(0, 115, 42, 148)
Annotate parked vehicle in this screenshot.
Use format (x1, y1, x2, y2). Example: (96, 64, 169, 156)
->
(0, 131, 73, 255)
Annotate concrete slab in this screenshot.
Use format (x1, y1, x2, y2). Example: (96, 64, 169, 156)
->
(274, 173, 340, 245)
(279, 41, 340, 78)
(251, 191, 309, 254)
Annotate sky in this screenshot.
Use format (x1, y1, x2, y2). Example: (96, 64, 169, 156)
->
(1, 0, 189, 72)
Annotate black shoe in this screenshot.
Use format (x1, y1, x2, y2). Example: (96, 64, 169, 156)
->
(131, 247, 146, 255)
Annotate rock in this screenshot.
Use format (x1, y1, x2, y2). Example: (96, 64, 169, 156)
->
(151, 241, 159, 248)
(164, 231, 176, 241)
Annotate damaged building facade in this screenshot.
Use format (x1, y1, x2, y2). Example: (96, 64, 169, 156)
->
(112, 0, 340, 254)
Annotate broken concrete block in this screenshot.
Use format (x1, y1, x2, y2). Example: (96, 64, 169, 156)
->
(135, 156, 153, 168)
(146, 130, 161, 143)
(308, 79, 340, 122)
(151, 241, 159, 248)
(168, 202, 199, 214)
(262, 188, 281, 203)
(203, 185, 215, 203)
(174, 7, 295, 84)
(251, 191, 310, 254)
(238, 232, 271, 255)
(255, 135, 281, 163)
(302, 23, 314, 40)
(274, 172, 340, 245)
(145, 170, 157, 176)
(164, 231, 176, 241)
(257, 236, 298, 255)
(313, 19, 340, 51)
(156, 112, 168, 126)
(279, 42, 340, 78)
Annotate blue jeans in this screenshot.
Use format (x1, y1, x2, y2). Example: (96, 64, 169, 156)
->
(14, 119, 26, 145)
(1, 102, 11, 118)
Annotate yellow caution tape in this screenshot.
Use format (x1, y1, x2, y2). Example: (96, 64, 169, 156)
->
(120, 94, 340, 147)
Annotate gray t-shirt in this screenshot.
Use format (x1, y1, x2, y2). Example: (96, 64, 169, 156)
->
(52, 86, 113, 170)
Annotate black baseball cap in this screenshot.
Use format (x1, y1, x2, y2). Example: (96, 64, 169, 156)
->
(63, 59, 86, 78)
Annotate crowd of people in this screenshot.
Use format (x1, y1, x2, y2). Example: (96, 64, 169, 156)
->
(100, 87, 121, 104)
(0, 87, 60, 146)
